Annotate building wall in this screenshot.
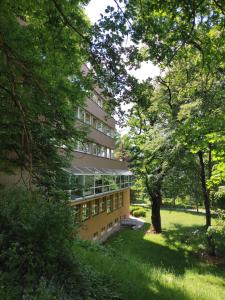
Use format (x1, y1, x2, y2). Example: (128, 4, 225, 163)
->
(71, 152, 128, 169)
(71, 188, 130, 241)
(85, 98, 115, 129)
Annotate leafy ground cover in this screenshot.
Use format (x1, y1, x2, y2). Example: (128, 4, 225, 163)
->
(75, 209, 225, 300)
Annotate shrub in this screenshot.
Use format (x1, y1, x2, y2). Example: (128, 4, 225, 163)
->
(130, 205, 140, 214)
(214, 189, 225, 209)
(206, 210, 225, 257)
(0, 188, 87, 299)
(130, 205, 147, 214)
(133, 208, 146, 218)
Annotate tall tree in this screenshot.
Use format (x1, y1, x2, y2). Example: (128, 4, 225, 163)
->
(0, 0, 91, 195)
(91, 0, 225, 228)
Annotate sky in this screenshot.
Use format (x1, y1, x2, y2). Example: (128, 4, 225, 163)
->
(85, 0, 160, 134)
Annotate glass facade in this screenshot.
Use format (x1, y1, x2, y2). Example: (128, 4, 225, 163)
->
(70, 174, 133, 200)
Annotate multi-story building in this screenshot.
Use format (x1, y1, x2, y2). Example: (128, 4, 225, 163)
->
(69, 86, 132, 241)
(0, 64, 132, 242)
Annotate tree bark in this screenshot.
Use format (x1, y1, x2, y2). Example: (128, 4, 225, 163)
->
(198, 150, 211, 227)
(151, 191, 162, 233)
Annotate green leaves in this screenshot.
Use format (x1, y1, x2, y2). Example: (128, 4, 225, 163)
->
(0, 0, 91, 193)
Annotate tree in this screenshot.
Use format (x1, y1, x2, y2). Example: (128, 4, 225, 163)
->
(124, 81, 178, 233)
(0, 0, 91, 195)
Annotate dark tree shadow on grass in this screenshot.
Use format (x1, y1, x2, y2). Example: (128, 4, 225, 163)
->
(104, 209, 225, 299)
(109, 220, 225, 279)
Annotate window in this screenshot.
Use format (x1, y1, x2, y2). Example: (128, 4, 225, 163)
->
(73, 205, 80, 224)
(84, 175, 94, 196)
(121, 175, 125, 188)
(75, 141, 83, 152)
(106, 195, 113, 213)
(100, 146, 106, 157)
(79, 108, 85, 122)
(93, 117, 98, 129)
(71, 175, 84, 198)
(106, 148, 110, 159)
(76, 140, 114, 159)
(95, 175, 103, 194)
(81, 203, 90, 221)
(111, 150, 114, 159)
(114, 218, 119, 226)
(119, 192, 123, 208)
(69, 174, 131, 200)
(97, 121, 103, 132)
(99, 197, 106, 213)
(116, 176, 121, 189)
(84, 142, 91, 153)
(91, 199, 99, 216)
(85, 112, 92, 125)
(92, 143, 98, 155)
(75, 107, 115, 138)
(103, 175, 112, 192)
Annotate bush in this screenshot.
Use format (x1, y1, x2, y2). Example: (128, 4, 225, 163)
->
(214, 189, 225, 209)
(133, 208, 146, 218)
(0, 188, 88, 299)
(130, 205, 140, 214)
(207, 210, 225, 257)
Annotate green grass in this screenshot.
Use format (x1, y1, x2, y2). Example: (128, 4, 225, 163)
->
(75, 210, 225, 300)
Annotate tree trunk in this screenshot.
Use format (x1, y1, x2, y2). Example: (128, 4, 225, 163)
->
(151, 191, 162, 233)
(198, 151, 211, 228)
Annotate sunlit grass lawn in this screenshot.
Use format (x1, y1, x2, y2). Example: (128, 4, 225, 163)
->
(75, 210, 225, 300)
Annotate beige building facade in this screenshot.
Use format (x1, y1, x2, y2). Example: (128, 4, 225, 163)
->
(69, 83, 132, 241)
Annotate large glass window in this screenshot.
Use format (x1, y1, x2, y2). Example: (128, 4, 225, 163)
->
(116, 176, 121, 189)
(121, 175, 125, 188)
(71, 175, 84, 198)
(69, 173, 132, 200)
(102, 175, 110, 192)
(84, 175, 94, 196)
(95, 175, 103, 194)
